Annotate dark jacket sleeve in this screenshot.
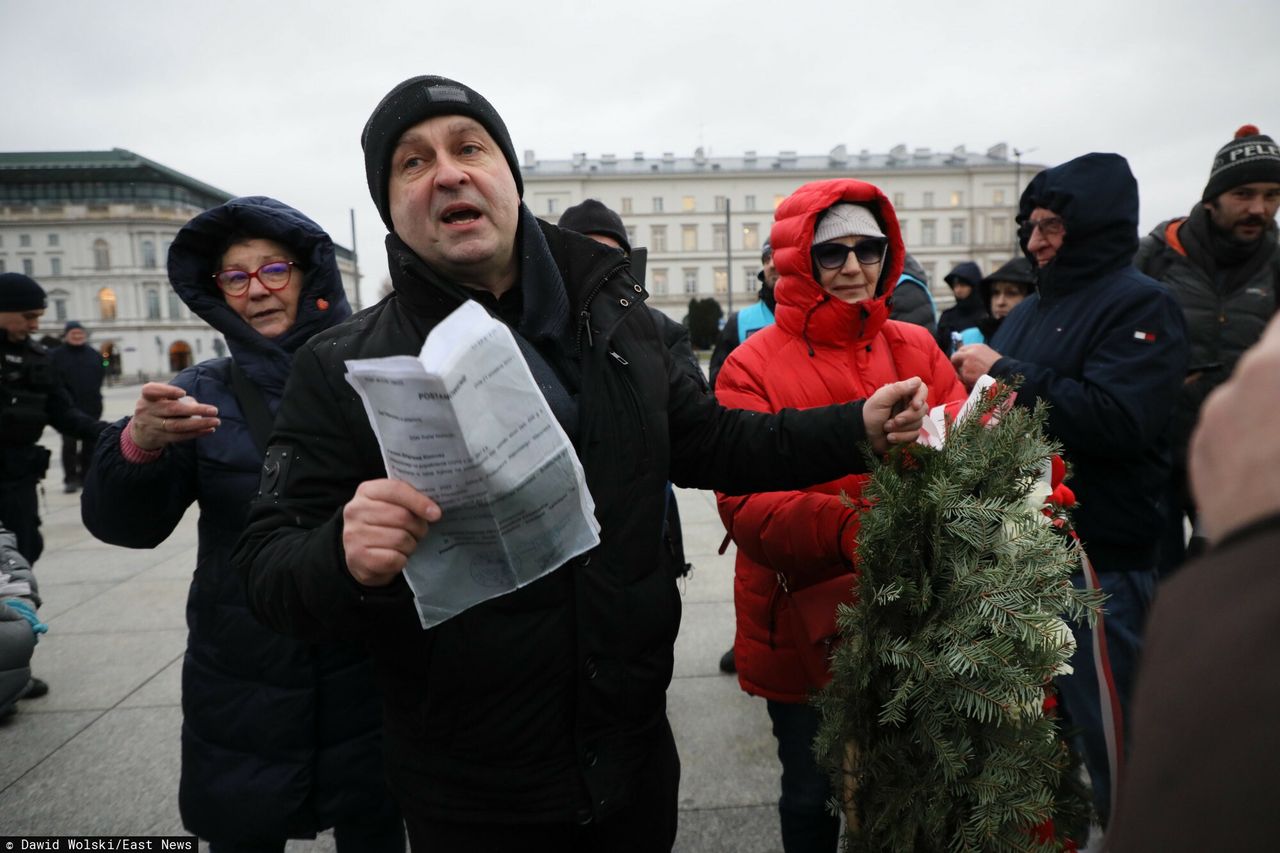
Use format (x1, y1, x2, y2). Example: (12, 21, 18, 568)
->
(707, 314, 740, 391)
(81, 418, 198, 548)
(233, 344, 412, 642)
(665, 354, 872, 494)
(990, 279, 1189, 455)
(653, 309, 708, 393)
(890, 281, 937, 335)
(44, 378, 104, 442)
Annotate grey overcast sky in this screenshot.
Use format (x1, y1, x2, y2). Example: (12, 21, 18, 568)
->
(4, 0, 1278, 306)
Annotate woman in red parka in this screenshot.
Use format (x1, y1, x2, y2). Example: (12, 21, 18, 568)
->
(716, 178, 967, 851)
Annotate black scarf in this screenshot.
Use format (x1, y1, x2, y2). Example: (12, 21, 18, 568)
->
(1179, 204, 1277, 294)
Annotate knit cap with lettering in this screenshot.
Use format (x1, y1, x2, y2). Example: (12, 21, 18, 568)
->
(1202, 124, 1280, 202)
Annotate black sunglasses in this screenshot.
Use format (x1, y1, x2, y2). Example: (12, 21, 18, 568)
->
(812, 238, 889, 270)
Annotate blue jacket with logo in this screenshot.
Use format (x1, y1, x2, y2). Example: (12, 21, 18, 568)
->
(990, 154, 1189, 572)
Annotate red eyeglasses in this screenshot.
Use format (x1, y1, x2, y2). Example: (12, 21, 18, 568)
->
(213, 261, 296, 296)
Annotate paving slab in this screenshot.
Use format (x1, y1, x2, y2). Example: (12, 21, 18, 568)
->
(21, 629, 185, 712)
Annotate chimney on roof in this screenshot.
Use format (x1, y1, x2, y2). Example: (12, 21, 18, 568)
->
(662, 151, 675, 165)
(601, 153, 616, 166)
(987, 143, 1009, 160)
(523, 149, 537, 167)
(829, 144, 848, 166)
(634, 151, 645, 161)
(694, 147, 706, 166)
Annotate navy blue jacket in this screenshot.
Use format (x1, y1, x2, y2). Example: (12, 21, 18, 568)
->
(991, 154, 1189, 573)
(49, 342, 104, 419)
(81, 198, 393, 841)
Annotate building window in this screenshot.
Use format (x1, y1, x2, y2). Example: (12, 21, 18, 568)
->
(142, 240, 157, 268)
(93, 239, 110, 270)
(0, 235, 4, 247)
(48, 234, 59, 247)
(146, 288, 162, 320)
(923, 262, 937, 283)
(893, 192, 905, 208)
(712, 224, 726, 252)
(98, 287, 117, 320)
(773, 195, 786, 210)
(22, 258, 34, 276)
(921, 220, 937, 246)
(650, 225, 667, 253)
(951, 191, 963, 207)
(0, 259, 6, 272)
(621, 197, 633, 214)
(625, 226, 636, 248)
(714, 267, 728, 294)
(651, 268, 668, 295)
(993, 189, 1005, 205)
(991, 217, 1008, 246)
(743, 267, 756, 291)
(50, 257, 61, 276)
(168, 290, 183, 319)
(898, 220, 908, 242)
(714, 196, 727, 212)
(52, 294, 68, 322)
(742, 223, 759, 251)
(652, 197, 664, 213)
(682, 268, 698, 294)
(922, 192, 934, 208)
(745, 195, 756, 211)
(547, 198, 559, 215)
(950, 219, 966, 245)
(19, 234, 31, 248)
(682, 225, 698, 252)
(681, 196, 695, 212)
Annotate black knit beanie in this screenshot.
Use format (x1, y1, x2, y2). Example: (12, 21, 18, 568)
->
(1202, 124, 1280, 202)
(0, 273, 47, 312)
(557, 199, 630, 253)
(361, 75, 523, 232)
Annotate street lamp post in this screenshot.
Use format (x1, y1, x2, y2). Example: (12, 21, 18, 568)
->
(725, 199, 733, 315)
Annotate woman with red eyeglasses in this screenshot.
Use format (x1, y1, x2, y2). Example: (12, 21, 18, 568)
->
(714, 179, 966, 851)
(81, 197, 404, 851)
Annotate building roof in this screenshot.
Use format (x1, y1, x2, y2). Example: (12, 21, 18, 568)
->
(0, 148, 233, 208)
(521, 143, 1036, 179)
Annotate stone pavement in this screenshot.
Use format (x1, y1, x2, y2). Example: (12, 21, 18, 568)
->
(0, 382, 788, 850)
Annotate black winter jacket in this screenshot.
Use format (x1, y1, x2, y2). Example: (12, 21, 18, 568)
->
(234, 214, 876, 827)
(1134, 211, 1279, 469)
(990, 154, 1188, 573)
(49, 342, 104, 419)
(81, 197, 392, 841)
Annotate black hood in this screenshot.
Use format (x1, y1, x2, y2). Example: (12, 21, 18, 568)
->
(979, 256, 1036, 308)
(1018, 153, 1139, 295)
(167, 196, 352, 394)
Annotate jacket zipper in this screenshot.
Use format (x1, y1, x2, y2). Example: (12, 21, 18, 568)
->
(575, 260, 629, 355)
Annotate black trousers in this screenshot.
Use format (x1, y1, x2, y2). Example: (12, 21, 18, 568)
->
(405, 720, 681, 853)
(0, 475, 42, 564)
(61, 434, 94, 485)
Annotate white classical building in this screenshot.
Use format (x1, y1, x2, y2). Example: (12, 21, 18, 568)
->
(0, 149, 358, 381)
(525, 144, 1046, 319)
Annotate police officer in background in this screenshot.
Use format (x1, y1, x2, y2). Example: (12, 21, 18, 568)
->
(1, 273, 105, 565)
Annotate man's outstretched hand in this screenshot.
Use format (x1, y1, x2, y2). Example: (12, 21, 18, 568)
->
(864, 377, 928, 453)
(342, 479, 442, 587)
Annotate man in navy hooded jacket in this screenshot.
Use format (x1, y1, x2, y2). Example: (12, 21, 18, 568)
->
(952, 153, 1188, 826)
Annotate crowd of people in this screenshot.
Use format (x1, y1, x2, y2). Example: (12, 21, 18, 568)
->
(1, 73, 1277, 851)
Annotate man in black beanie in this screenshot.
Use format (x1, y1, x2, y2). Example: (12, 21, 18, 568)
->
(1, 273, 106, 701)
(235, 74, 930, 853)
(1135, 124, 1280, 577)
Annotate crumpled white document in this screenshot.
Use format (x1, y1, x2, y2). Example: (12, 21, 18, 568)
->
(344, 300, 601, 628)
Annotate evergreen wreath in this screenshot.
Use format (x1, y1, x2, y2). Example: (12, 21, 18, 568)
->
(814, 381, 1101, 852)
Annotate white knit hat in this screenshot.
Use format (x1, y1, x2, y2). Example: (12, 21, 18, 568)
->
(813, 203, 884, 244)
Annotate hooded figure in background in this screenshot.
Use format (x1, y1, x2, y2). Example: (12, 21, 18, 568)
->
(889, 252, 938, 334)
(934, 260, 986, 353)
(81, 197, 403, 850)
(957, 256, 1037, 346)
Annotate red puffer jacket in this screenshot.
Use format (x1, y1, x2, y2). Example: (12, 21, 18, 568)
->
(716, 178, 967, 702)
